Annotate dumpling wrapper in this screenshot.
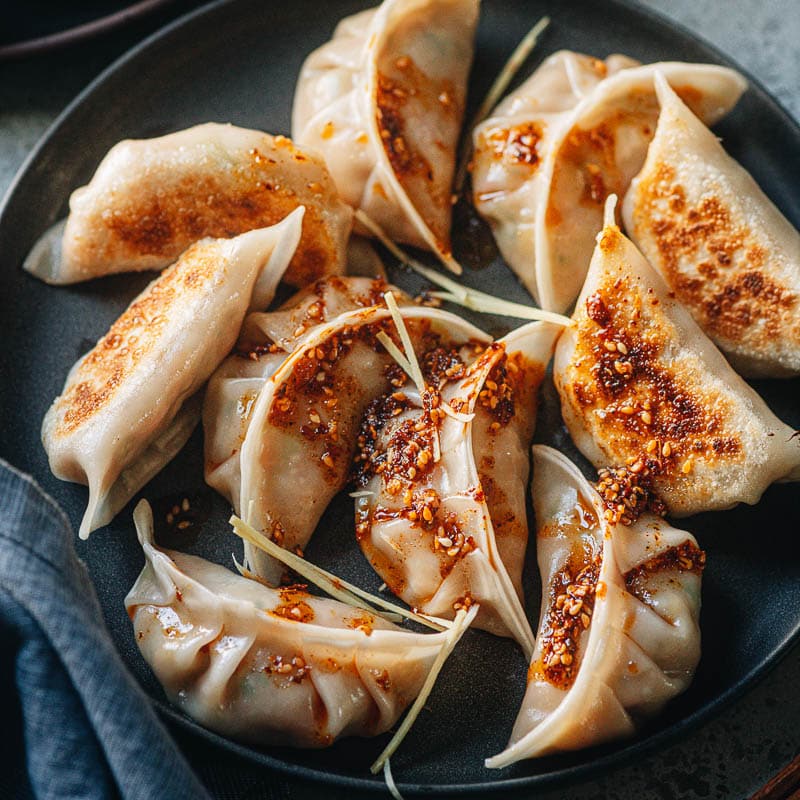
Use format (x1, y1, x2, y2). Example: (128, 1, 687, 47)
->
(25, 124, 352, 287)
(43, 210, 304, 539)
(486, 446, 702, 767)
(623, 73, 800, 377)
(125, 501, 463, 749)
(354, 321, 561, 653)
(292, 0, 479, 272)
(554, 198, 800, 516)
(472, 57, 746, 312)
(203, 276, 409, 507)
(239, 301, 490, 584)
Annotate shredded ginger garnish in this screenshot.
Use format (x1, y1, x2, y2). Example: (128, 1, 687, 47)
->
(229, 515, 451, 631)
(377, 290, 442, 463)
(370, 603, 479, 775)
(453, 15, 551, 193)
(356, 209, 571, 327)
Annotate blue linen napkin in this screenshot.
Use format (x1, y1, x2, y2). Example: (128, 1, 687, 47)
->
(0, 458, 211, 800)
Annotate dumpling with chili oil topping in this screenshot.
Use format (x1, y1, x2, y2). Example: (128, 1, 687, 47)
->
(239, 299, 490, 584)
(203, 277, 411, 508)
(292, 0, 479, 273)
(353, 321, 561, 654)
(471, 57, 746, 312)
(553, 196, 800, 516)
(125, 500, 468, 749)
(623, 73, 800, 377)
(486, 446, 703, 766)
(43, 210, 304, 540)
(25, 123, 352, 287)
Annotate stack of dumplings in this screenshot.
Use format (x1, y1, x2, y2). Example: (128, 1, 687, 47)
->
(25, 0, 800, 785)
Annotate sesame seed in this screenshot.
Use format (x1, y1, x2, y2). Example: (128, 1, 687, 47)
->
(616, 342, 628, 355)
(568, 601, 583, 616)
(446, 546, 460, 557)
(603, 341, 617, 352)
(682, 459, 693, 474)
(181, 498, 190, 512)
(621, 405, 634, 415)
(560, 653, 574, 666)
(422, 506, 433, 522)
(662, 442, 672, 457)
(166, 512, 174, 524)
(438, 536, 453, 548)
(641, 411, 653, 425)
(646, 439, 658, 454)
(321, 453, 335, 469)
(177, 520, 191, 530)
(581, 613, 591, 628)
(309, 411, 321, 424)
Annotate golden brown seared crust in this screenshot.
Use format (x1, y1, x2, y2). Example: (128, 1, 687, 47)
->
(55, 243, 218, 436)
(630, 162, 799, 353)
(547, 86, 716, 227)
(91, 141, 344, 287)
(563, 247, 744, 484)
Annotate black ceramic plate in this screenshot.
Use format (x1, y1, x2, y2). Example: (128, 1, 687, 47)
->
(0, 0, 177, 60)
(1, 0, 799, 795)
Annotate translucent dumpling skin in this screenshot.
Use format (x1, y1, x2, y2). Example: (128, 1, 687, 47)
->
(292, 0, 479, 272)
(472, 55, 746, 312)
(354, 321, 560, 653)
(125, 501, 453, 749)
(486, 446, 703, 767)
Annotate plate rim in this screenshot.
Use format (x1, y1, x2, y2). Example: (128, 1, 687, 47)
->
(2, 0, 799, 794)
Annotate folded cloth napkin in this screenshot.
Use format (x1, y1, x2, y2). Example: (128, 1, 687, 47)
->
(0, 458, 211, 800)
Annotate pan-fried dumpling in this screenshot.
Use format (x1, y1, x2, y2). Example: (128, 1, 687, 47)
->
(486, 446, 703, 766)
(43, 210, 304, 539)
(25, 124, 352, 287)
(472, 59, 746, 312)
(239, 300, 490, 583)
(126, 501, 467, 749)
(553, 198, 800, 516)
(354, 321, 560, 652)
(292, 0, 479, 272)
(623, 74, 800, 377)
(203, 277, 409, 507)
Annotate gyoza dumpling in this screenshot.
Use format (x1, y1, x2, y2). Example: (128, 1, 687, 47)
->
(472, 59, 746, 311)
(486, 446, 703, 766)
(292, 0, 479, 272)
(126, 501, 469, 749)
(554, 198, 800, 516)
(43, 210, 303, 539)
(623, 74, 800, 377)
(354, 321, 561, 652)
(25, 124, 352, 287)
(239, 299, 490, 583)
(203, 277, 409, 507)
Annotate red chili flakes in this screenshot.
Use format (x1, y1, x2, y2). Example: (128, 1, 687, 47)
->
(534, 555, 601, 690)
(595, 465, 666, 525)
